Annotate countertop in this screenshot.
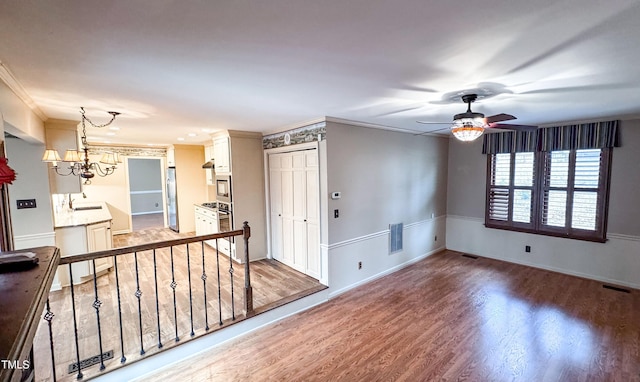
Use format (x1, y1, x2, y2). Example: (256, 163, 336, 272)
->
(0, 246, 60, 382)
(53, 201, 113, 228)
(195, 202, 218, 211)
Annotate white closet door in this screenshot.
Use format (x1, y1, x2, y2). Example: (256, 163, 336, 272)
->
(304, 152, 321, 279)
(268, 148, 320, 279)
(280, 154, 296, 267)
(292, 153, 307, 271)
(269, 155, 284, 262)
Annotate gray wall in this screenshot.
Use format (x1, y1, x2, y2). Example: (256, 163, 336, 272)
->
(607, 119, 640, 235)
(446, 119, 640, 236)
(128, 158, 163, 214)
(128, 158, 162, 191)
(325, 121, 449, 243)
(4, 136, 54, 237)
(446, 137, 486, 219)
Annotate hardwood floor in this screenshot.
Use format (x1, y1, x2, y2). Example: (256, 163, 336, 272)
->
(139, 250, 640, 382)
(31, 228, 322, 382)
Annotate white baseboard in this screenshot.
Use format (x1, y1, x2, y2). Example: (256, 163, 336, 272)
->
(13, 232, 56, 250)
(131, 211, 164, 216)
(328, 245, 445, 299)
(446, 215, 640, 290)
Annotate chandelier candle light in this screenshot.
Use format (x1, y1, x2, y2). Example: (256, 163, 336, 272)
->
(42, 107, 121, 184)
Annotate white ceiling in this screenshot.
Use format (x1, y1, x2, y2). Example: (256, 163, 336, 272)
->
(1, 0, 640, 146)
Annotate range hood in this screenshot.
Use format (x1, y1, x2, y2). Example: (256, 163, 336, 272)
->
(202, 160, 214, 169)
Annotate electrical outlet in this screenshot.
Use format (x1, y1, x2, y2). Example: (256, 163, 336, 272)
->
(358, 261, 362, 270)
(525, 245, 531, 253)
(334, 209, 339, 218)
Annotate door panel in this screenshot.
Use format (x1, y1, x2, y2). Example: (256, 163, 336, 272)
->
(269, 165, 283, 261)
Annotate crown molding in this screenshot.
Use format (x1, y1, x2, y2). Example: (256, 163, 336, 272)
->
(325, 116, 450, 138)
(0, 61, 48, 121)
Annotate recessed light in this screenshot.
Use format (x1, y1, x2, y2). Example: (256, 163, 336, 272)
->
(177, 137, 185, 141)
(109, 126, 120, 131)
(201, 128, 212, 133)
(106, 132, 116, 136)
(188, 133, 197, 137)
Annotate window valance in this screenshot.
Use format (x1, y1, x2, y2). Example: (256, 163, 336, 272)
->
(482, 120, 620, 154)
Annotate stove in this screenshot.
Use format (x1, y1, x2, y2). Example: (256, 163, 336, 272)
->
(201, 202, 217, 209)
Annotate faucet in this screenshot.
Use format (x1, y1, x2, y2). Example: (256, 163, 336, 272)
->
(68, 193, 75, 210)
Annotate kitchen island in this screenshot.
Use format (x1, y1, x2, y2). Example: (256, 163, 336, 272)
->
(52, 202, 114, 288)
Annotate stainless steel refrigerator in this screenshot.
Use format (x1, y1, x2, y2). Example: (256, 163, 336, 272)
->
(167, 167, 179, 231)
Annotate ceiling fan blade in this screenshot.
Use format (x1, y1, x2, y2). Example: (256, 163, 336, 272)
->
(488, 123, 538, 132)
(416, 121, 450, 125)
(485, 113, 516, 124)
(419, 126, 451, 134)
(377, 105, 424, 117)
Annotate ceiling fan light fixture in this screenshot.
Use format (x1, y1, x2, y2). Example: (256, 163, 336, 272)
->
(450, 115, 486, 142)
(451, 126, 485, 142)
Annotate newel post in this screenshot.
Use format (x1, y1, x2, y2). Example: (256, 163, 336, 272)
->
(242, 221, 253, 315)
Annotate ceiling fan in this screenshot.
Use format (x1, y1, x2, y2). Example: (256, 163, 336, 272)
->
(417, 94, 537, 141)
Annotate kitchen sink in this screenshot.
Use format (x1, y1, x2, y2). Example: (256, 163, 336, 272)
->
(73, 205, 103, 211)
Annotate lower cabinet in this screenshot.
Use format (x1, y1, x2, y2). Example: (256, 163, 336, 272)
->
(194, 206, 237, 259)
(195, 206, 219, 248)
(55, 220, 114, 286)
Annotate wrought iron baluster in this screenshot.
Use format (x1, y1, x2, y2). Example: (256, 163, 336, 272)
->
(113, 256, 126, 363)
(169, 246, 179, 342)
(68, 264, 83, 380)
(201, 241, 209, 331)
(91, 260, 106, 370)
(186, 244, 195, 336)
(216, 239, 223, 325)
(228, 238, 235, 321)
(134, 252, 145, 355)
(153, 249, 163, 349)
(43, 298, 57, 382)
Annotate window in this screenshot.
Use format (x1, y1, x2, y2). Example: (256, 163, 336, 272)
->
(485, 148, 612, 242)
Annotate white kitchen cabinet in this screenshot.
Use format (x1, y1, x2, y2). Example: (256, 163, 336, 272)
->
(55, 220, 114, 286)
(167, 146, 175, 167)
(204, 144, 214, 185)
(213, 137, 230, 174)
(194, 205, 219, 248)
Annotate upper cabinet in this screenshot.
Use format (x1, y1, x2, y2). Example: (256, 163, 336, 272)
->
(166, 146, 175, 167)
(204, 144, 214, 185)
(44, 119, 81, 194)
(213, 136, 230, 174)
(211, 130, 266, 262)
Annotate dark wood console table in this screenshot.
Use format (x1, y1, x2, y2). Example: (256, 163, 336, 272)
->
(0, 246, 60, 382)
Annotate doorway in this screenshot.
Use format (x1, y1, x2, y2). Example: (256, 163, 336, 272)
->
(127, 158, 164, 231)
(267, 146, 321, 280)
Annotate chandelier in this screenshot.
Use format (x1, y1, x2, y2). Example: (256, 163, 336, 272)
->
(42, 107, 121, 184)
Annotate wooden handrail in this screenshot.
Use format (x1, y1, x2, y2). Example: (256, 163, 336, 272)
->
(59, 229, 245, 264)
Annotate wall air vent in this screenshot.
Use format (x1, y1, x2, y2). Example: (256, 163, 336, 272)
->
(389, 223, 403, 254)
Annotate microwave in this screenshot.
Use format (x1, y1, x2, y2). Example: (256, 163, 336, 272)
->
(215, 175, 232, 203)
